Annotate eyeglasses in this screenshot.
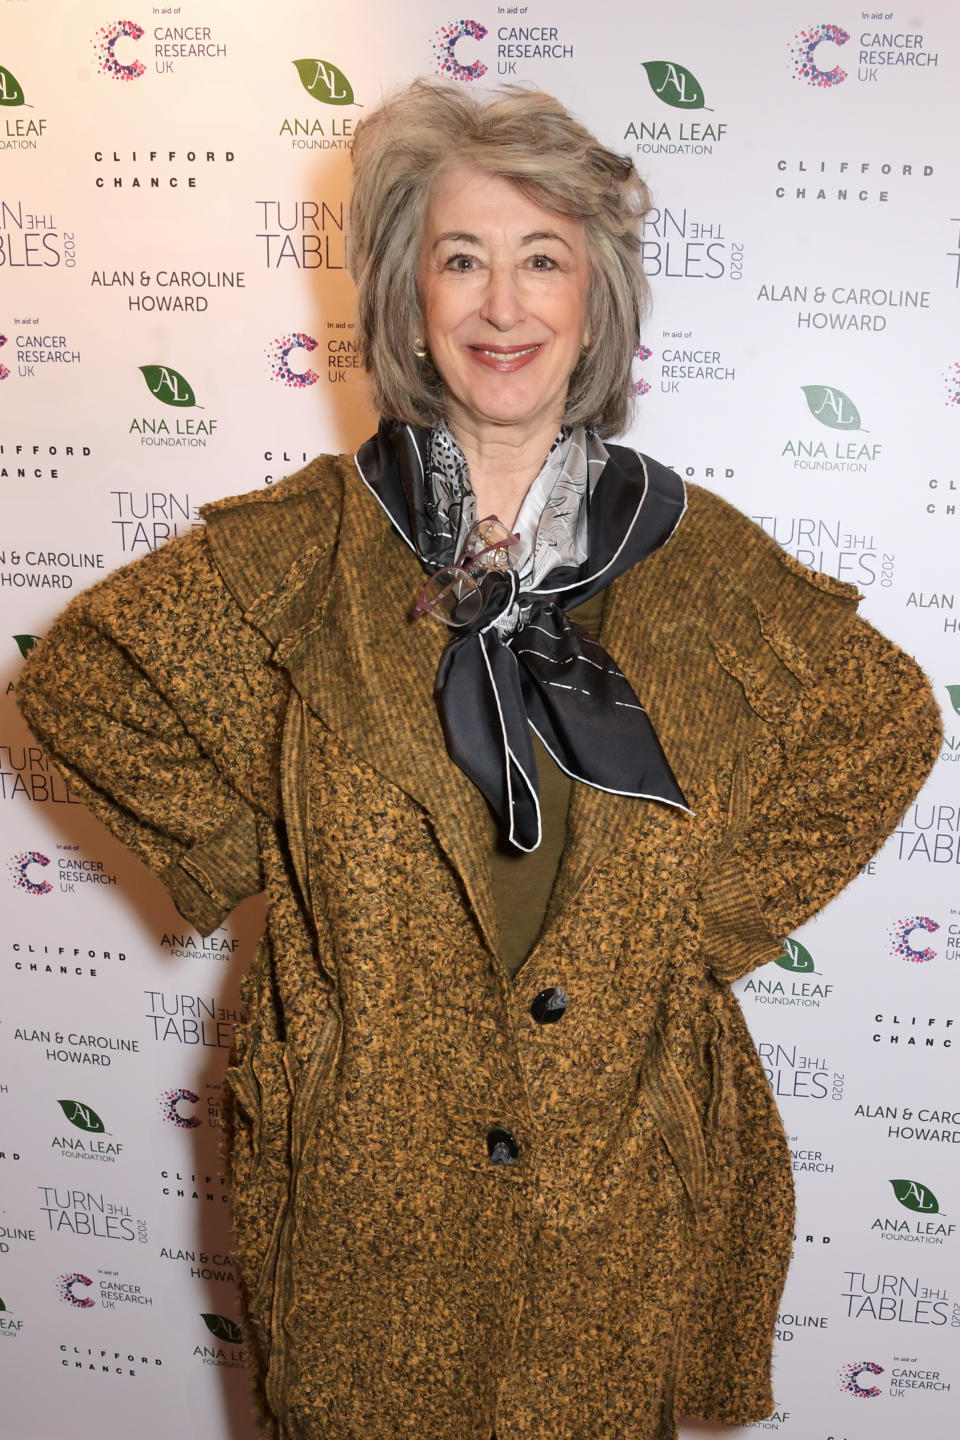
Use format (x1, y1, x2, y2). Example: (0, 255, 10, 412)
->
(413, 515, 521, 627)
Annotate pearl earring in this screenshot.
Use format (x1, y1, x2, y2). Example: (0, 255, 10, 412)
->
(413, 337, 429, 359)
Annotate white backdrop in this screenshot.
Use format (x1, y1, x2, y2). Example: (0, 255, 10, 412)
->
(2, 3, 958, 1437)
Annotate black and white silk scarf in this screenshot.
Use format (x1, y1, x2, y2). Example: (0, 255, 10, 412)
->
(355, 418, 690, 852)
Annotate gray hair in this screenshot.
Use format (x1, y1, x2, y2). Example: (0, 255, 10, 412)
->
(347, 80, 652, 438)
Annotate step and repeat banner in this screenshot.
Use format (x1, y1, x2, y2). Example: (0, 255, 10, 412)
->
(1, 3, 958, 1437)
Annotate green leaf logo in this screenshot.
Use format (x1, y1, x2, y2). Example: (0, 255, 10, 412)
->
(946, 684, 960, 717)
(292, 58, 355, 105)
(641, 61, 708, 110)
(0, 1296, 7, 1312)
(775, 938, 815, 973)
(0, 65, 26, 107)
(890, 1179, 939, 1214)
(138, 365, 197, 408)
(57, 1100, 105, 1134)
(201, 1313, 243, 1345)
(13, 634, 40, 658)
(800, 385, 864, 431)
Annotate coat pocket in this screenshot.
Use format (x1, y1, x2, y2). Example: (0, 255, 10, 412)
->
(223, 1031, 294, 1311)
(640, 1019, 712, 1216)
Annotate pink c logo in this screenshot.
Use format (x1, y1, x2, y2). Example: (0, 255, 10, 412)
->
(160, 1087, 201, 1129)
(790, 23, 850, 88)
(431, 20, 488, 82)
(267, 332, 319, 388)
(58, 1273, 95, 1309)
(94, 20, 146, 81)
(890, 915, 939, 964)
(9, 850, 52, 895)
(0, 334, 9, 382)
(840, 1360, 884, 1397)
(634, 343, 653, 396)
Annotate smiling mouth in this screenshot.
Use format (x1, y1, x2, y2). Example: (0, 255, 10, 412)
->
(470, 344, 541, 360)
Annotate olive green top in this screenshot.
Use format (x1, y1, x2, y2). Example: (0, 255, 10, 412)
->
(488, 589, 606, 977)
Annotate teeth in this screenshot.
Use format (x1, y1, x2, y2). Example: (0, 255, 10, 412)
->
(476, 346, 539, 360)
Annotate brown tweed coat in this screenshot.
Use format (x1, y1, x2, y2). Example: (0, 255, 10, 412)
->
(18, 451, 940, 1440)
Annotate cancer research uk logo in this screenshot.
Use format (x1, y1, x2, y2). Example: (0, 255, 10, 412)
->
(888, 916, 940, 964)
(0, 61, 48, 149)
(789, 20, 940, 88)
(131, 364, 218, 447)
(8, 847, 117, 896)
(789, 23, 850, 87)
(430, 17, 575, 81)
(57, 1268, 154, 1311)
(266, 332, 319, 388)
(93, 21, 146, 80)
(623, 60, 728, 159)
(159, 1088, 201, 1130)
(9, 849, 52, 894)
(839, 1359, 883, 1397)
(93, 19, 228, 80)
(57, 1273, 96, 1310)
(839, 1356, 954, 1401)
(945, 361, 960, 408)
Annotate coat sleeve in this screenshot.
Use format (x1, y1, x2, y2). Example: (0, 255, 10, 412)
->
(16, 536, 275, 936)
(698, 607, 942, 982)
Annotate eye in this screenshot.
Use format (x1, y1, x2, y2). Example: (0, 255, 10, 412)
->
(443, 253, 478, 272)
(527, 254, 558, 271)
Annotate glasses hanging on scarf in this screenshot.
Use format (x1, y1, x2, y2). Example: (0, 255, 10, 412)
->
(413, 515, 521, 627)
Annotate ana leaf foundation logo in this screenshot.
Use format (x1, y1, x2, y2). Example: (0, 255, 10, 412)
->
(789, 23, 850, 87)
(93, 21, 146, 81)
(432, 20, 488, 82)
(0, 64, 26, 106)
(160, 1088, 201, 1129)
(891, 1178, 940, 1214)
(13, 634, 40, 658)
(889, 915, 939, 963)
(947, 685, 960, 717)
(292, 59, 356, 105)
(839, 1360, 884, 1397)
(138, 364, 198, 408)
(640, 61, 710, 110)
(267, 332, 319, 388)
(801, 384, 865, 430)
(57, 1272, 95, 1309)
(58, 1100, 107, 1134)
(775, 938, 815, 973)
(8, 850, 52, 895)
(201, 1313, 242, 1344)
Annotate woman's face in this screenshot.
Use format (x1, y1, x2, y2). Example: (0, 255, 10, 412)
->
(417, 164, 591, 446)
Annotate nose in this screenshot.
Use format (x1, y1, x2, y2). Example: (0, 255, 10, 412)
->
(478, 263, 526, 332)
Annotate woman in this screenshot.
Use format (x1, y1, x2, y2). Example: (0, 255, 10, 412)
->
(18, 81, 940, 1440)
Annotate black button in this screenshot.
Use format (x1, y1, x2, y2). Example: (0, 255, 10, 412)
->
(530, 986, 569, 1025)
(486, 1127, 519, 1165)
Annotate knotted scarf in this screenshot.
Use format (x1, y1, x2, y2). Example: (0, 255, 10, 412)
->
(355, 419, 690, 851)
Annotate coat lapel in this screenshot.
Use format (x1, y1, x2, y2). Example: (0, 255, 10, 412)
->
(204, 461, 502, 955)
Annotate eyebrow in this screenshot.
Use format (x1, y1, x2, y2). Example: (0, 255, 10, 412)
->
(431, 229, 575, 252)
